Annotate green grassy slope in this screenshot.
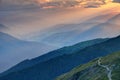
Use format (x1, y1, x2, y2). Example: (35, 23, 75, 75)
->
(56, 51, 120, 80)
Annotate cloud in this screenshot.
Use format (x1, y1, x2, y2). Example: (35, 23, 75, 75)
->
(39, 0, 106, 8)
(114, 0, 120, 2)
(0, 0, 112, 9)
(0, 0, 40, 10)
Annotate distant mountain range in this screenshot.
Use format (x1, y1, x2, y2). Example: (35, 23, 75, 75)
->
(0, 35, 120, 80)
(56, 51, 120, 80)
(0, 32, 57, 73)
(34, 13, 120, 47)
(1, 38, 108, 76)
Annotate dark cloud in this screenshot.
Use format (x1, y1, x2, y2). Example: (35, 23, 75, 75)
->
(114, 0, 120, 3)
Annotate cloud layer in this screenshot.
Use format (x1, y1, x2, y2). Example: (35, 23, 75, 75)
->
(0, 0, 114, 9)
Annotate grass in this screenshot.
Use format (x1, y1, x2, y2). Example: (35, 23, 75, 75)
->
(56, 51, 120, 80)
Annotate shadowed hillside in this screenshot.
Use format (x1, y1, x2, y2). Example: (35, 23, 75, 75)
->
(56, 51, 120, 80)
(0, 35, 120, 80)
(0, 32, 56, 73)
(1, 37, 108, 77)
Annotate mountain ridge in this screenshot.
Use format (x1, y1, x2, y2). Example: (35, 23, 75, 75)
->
(0, 37, 108, 77)
(0, 35, 120, 80)
(0, 32, 56, 73)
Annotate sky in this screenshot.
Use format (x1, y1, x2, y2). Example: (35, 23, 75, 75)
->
(0, 1, 120, 40)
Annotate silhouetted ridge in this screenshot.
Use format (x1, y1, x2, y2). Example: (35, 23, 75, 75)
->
(0, 35, 120, 80)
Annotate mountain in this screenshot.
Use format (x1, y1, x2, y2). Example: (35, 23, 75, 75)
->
(34, 13, 120, 47)
(72, 15, 120, 42)
(56, 51, 120, 80)
(0, 37, 108, 77)
(0, 35, 120, 80)
(0, 32, 56, 73)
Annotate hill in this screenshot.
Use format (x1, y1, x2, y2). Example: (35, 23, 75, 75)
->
(56, 51, 120, 80)
(1, 37, 108, 77)
(0, 32, 56, 73)
(0, 35, 120, 80)
(35, 13, 120, 47)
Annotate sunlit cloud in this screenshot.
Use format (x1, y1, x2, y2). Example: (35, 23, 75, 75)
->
(37, 0, 115, 9)
(0, 0, 118, 10)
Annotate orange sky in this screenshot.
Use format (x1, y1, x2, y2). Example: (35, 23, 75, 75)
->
(37, 0, 51, 3)
(1, 2, 120, 39)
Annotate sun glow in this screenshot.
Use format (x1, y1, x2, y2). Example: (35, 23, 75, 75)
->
(37, 0, 51, 3)
(105, 0, 113, 3)
(36, 0, 118, 9)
